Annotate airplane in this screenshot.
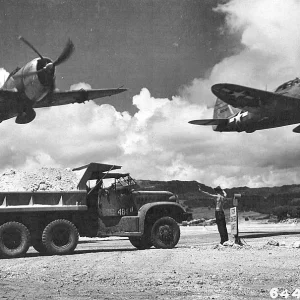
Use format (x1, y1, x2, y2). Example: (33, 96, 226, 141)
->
(189, 78, 300, 133)
(0, 36, 127, 124)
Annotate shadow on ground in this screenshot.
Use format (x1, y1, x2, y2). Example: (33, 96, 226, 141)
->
(241, 231, 300, 239)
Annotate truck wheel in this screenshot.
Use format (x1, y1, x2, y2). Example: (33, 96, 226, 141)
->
(32, 238, 47, 254)
(42, 219, 79, 255)
(151, 217, 180, 249)
(129, 235, 152, 250)
(0, 222, 31, 258)
(129, 225, 152, 250)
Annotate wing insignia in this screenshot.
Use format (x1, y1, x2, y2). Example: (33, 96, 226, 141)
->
(211, 83, 300, 112)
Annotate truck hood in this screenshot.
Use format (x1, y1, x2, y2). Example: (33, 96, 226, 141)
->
(132, 190, 177, 202)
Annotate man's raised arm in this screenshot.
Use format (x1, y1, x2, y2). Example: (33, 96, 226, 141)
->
(198, 186, 218, 198)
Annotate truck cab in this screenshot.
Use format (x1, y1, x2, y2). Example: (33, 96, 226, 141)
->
(75, 163, 190, 250)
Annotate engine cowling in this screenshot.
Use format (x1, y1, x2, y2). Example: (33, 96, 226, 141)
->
(20, 58, 51, 102)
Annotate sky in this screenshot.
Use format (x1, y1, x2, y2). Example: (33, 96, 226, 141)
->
(0, 0, 300, 188)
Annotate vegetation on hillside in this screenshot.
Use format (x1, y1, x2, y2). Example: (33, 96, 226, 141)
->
(137, 179, 300, 220)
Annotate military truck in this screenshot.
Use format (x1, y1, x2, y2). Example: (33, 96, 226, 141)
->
(0, 163, 190, 258)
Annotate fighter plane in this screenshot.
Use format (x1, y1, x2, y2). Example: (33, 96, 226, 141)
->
(189, 78, 300, 133)
(0, 36, 127, 124)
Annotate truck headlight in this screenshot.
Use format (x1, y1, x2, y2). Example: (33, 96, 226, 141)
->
(169, 194, 178, 202)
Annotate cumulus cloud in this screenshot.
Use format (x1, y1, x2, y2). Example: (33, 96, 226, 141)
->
(70, 82, 92, 91)
(177, 0, 300, 187)
(0, 87, 201, 179)
(0, 68, 10, 87)
(1, 0, 300, 188)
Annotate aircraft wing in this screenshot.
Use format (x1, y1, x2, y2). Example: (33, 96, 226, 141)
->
(0, 90, 19, 101)
(33, 88, 127, 109)
(0, 90, 21, 119)
(211, 83, 300, 113)
(189, 119, 228, 126)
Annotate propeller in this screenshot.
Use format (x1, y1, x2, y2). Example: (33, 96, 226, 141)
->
(52, 39, 74, 67)
(14, 36, 75, 82)
(18, 36, 45, 60)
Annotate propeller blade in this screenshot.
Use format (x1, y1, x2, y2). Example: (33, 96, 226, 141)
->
(53, 39, 75, 66)
(13, 69, 45, 79)
(19, 36, 44, 60)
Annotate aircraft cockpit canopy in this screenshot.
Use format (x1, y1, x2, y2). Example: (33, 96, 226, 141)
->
(275, 77, 300, 93)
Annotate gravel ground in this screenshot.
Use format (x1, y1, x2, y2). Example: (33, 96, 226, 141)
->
(1, 228, 300, 300)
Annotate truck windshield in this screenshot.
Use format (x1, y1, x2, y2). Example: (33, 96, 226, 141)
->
(117, 175, 137, 187)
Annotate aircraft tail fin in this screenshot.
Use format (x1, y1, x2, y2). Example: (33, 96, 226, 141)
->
(189, 98, 241, 130)
(213, 98, 240, 119)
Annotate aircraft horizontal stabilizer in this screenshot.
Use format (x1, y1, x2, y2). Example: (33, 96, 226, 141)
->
(189, 119, 228, 126)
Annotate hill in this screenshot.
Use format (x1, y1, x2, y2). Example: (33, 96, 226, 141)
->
(136, 179, 300, 218)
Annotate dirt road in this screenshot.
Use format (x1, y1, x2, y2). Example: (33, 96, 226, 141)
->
(1, 224, 300, 300)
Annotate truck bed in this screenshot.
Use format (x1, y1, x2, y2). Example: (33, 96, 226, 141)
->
(0, 191, 87, 212)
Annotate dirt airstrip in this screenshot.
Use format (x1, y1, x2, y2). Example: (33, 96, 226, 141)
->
(1, 168, 299, 299)
(1, 226, 300, 300)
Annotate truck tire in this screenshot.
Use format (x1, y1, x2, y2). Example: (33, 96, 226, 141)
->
(0, 222, 31, 258)
(129, 236, 152, 250)
(129, 226, 152, 250)
(151, 217, 180, 249)
(31, 229, 47, 254)
(42, 219, 79, 255)
(32, 238, 47, 254)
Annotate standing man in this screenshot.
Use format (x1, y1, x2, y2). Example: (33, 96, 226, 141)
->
(199, 186, 229, 245)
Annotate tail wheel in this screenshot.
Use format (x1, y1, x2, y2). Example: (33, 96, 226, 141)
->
(0, 222, 31, 258)
(151, 217, 180, 249)
(42, 219, 79, 255)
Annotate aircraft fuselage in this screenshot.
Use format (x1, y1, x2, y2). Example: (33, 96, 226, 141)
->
(211, 78, 300, 133)
(213, 110, 300, 133)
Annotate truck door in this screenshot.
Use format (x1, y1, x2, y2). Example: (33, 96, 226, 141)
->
(98, 185, 136, 219)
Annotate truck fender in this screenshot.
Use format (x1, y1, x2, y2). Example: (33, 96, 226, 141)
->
(138, 202, 186, 234)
